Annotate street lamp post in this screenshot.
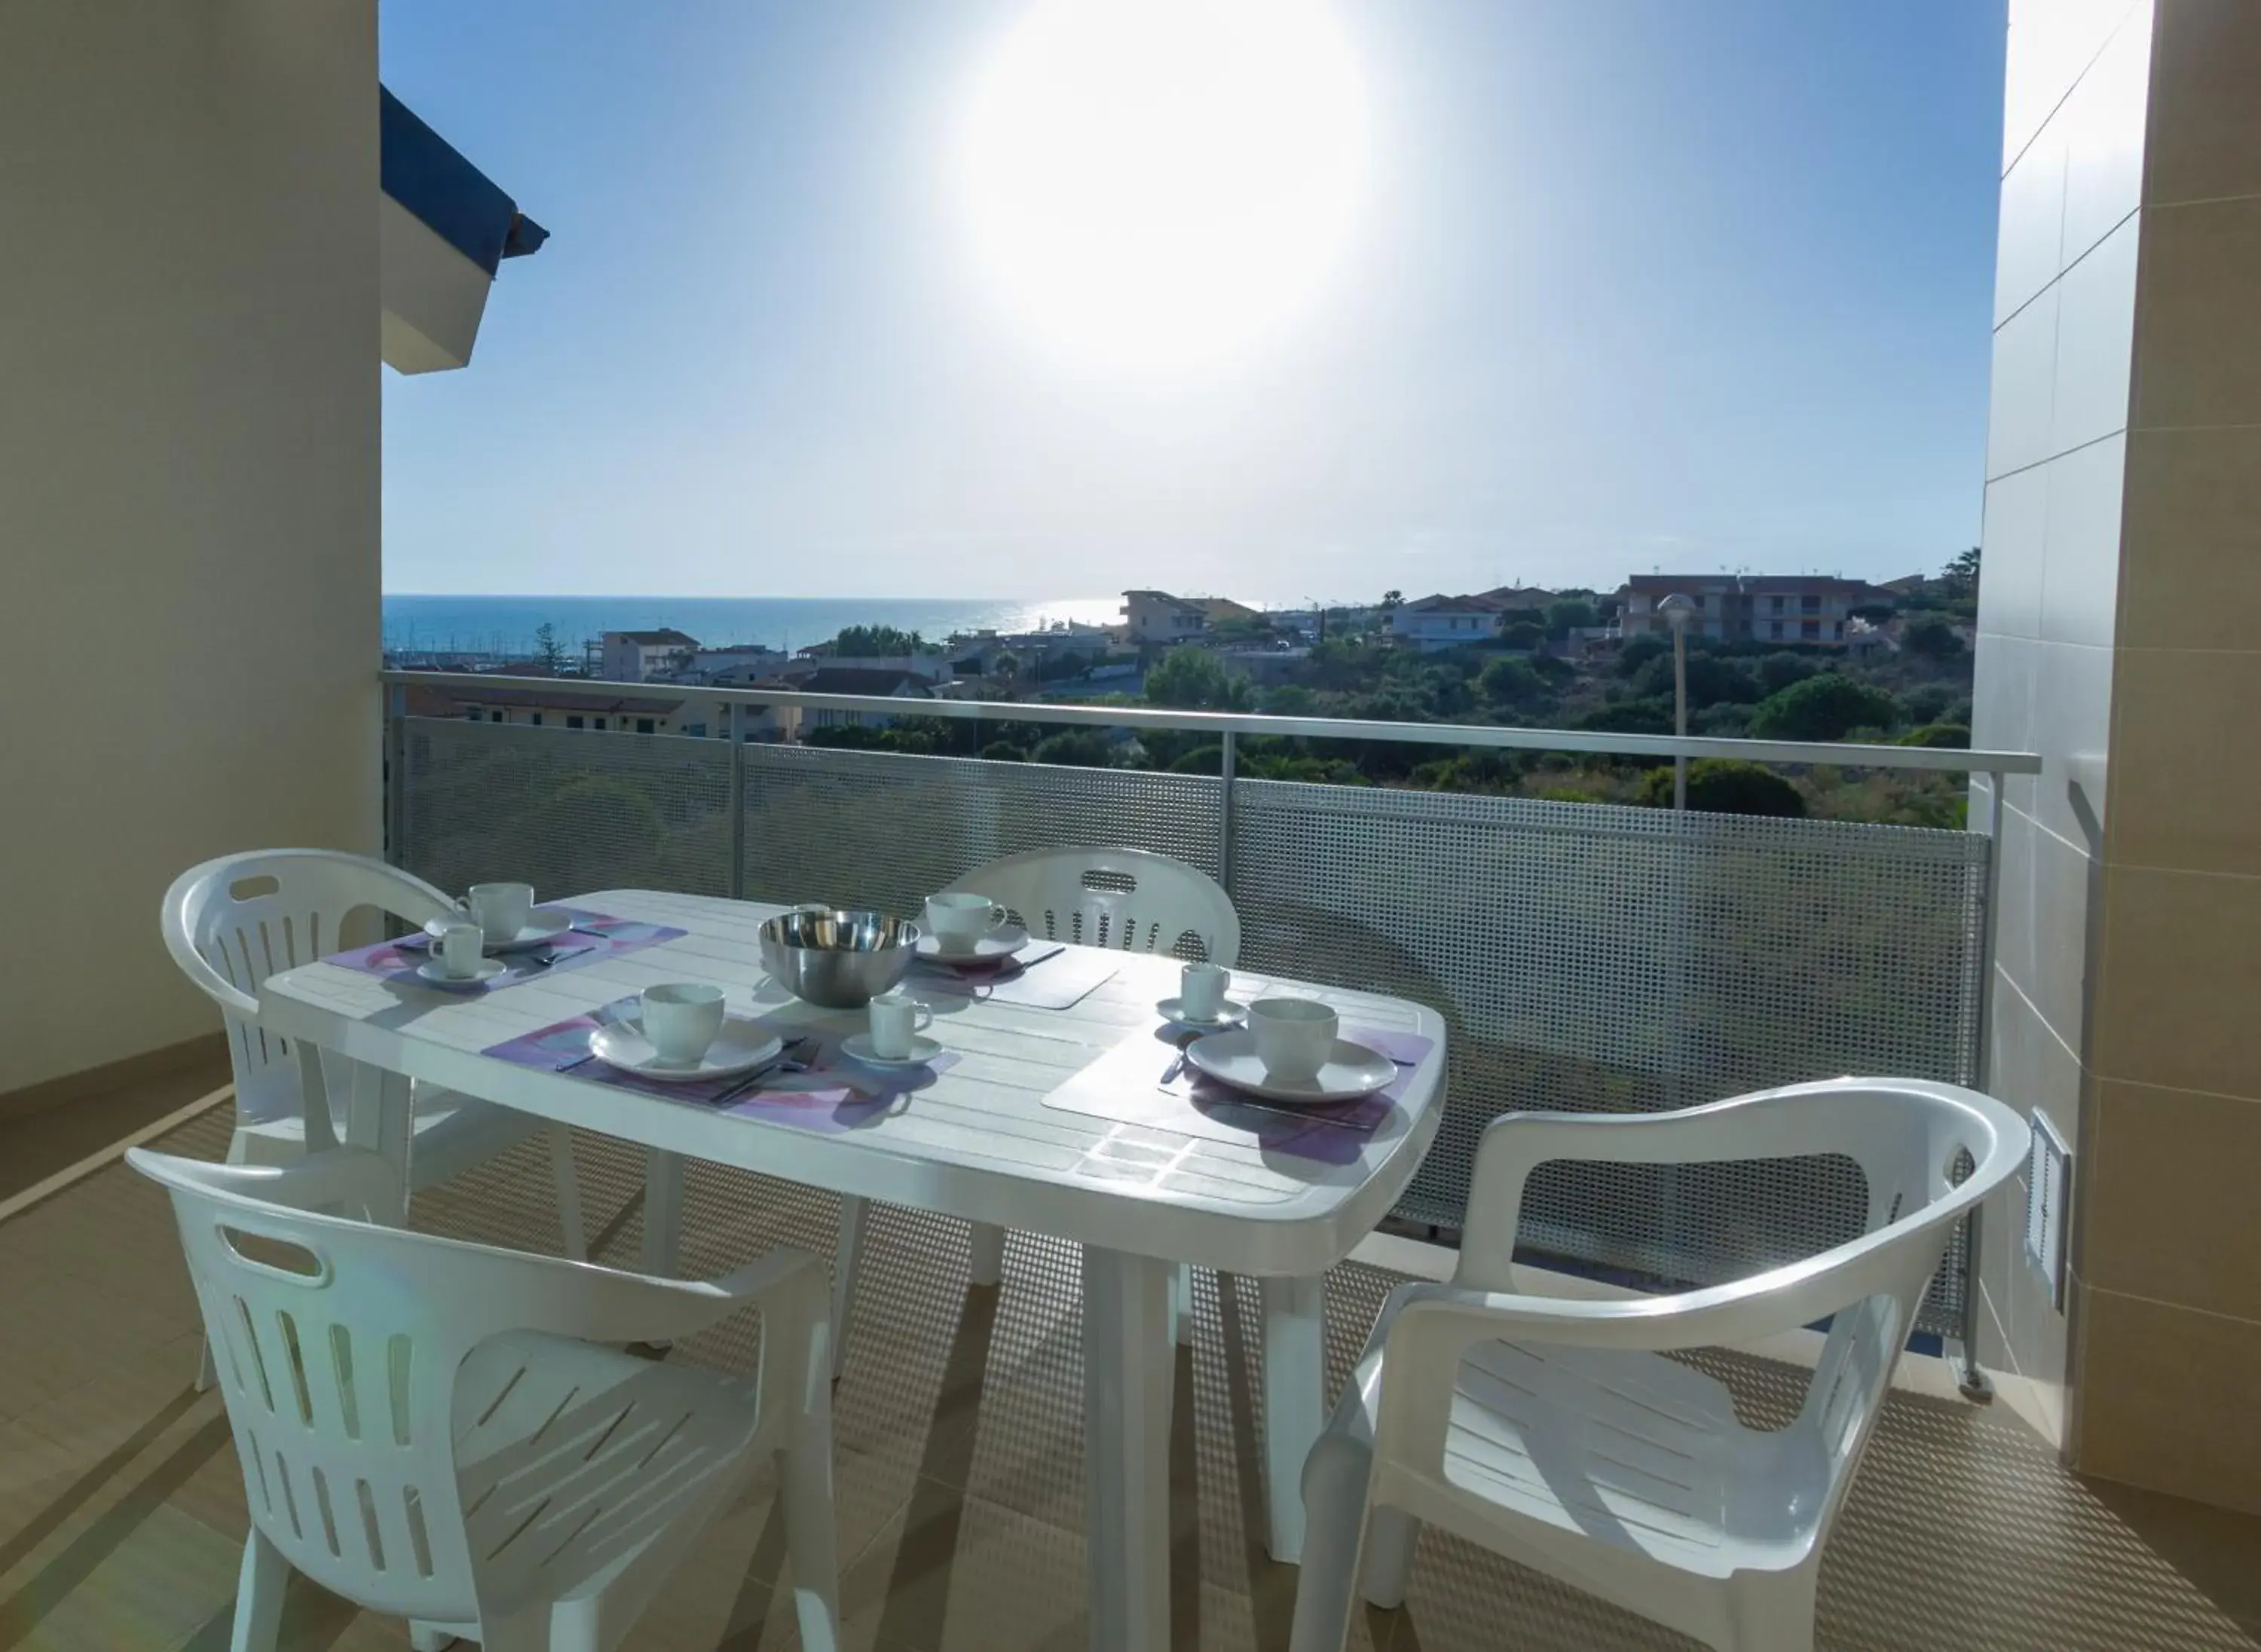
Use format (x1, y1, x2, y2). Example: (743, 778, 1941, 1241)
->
(1656, 594, 1697, 812)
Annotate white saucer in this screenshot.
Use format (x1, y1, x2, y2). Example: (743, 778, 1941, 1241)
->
(1183, 1032, 1397, 1105)
(426, 908, 576, 955)
(415, 957, 506, 987)
(916, 924, 1030, 965)
(840, 1032, 942, 1069)
(1156, 996, 1248, 1029)
(588, 1019, 784, 1083)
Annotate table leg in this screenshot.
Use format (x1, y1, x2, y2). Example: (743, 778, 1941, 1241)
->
(1082, 1245, 1173, 1652)
(643, 1149, 684, 1277)
(967, 1219, 1007, 1287)
(1261, 1274, 1326, 1564)
(333, 1054, 412, 1225)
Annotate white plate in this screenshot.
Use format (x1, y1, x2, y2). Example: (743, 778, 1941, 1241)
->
(1156, 996, 1248, 1029)
(1183, 1032, 1398, 1105)
(415, 957, 506, 988)
(424, 908, 577, 954)
(915, 924, 1030, 964)
(840, 1032, 942, 1069)
(588, 1018, 785, 1083)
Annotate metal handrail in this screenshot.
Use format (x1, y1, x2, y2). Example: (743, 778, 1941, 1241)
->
(379, 668, 2042, 777)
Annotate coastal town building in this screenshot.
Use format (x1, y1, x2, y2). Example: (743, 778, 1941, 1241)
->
(1617, 574, 1888, 647)
(599, 627, 701, 681)
(1382, 586, 1555, 651)
(1119, 589, 1259, 644)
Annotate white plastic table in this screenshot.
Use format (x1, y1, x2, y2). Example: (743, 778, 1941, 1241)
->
(257, 889, 1448, 1652)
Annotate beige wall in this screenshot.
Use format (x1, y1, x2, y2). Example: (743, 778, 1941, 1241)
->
(1975, 0, 2261, 1513)
(0, 2, 381, 1096)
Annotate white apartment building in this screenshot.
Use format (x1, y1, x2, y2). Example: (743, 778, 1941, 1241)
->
(599, 627, 700, 681)
(1617, 574, 1886, 647)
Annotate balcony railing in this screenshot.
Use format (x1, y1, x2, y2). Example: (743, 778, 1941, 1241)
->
(381, 670, 2041, 1364)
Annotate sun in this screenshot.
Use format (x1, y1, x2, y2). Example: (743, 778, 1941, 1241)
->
(953, 0, 1371, 373)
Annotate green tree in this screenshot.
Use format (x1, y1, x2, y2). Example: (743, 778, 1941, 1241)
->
(1145, 647, 1253, 710)
(980, 740, 1026, 762)
(1263, 683, 1316, 716)
(1617, 635, 1671, 675)
(1901, 614, 1965, 660)
(992, 651, 1019, 682)
(1029, 730, 1113, 767)
(1755, 651, 1819, 693)
(1381, 589, 1404, 611)
(1749, 673, 1904, 741)
(1938, 546, 1981, 610)
(1500, 620, 1546, 650)
(826, 625, 925, 656)
(1895, 722, 1972, 748)
(1575, 697, 1674, 735)
(1166, 744, 1225, 775)
(1544, 598, 1599, 640)
(1638, 759, 1807, 818)
(532, 622, 568, 674)
(1476, 654, 1551, 712)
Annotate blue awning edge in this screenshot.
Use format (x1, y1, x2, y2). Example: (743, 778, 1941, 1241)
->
(380, 86, 546, 278)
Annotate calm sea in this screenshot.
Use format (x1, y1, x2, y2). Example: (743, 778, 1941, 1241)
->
(381, 594, 1122, 657)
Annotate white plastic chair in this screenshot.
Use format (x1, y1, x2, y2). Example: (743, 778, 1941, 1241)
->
(839, 846, 1241, 1354)
(129, 1145, 840, 1652)
(161, 850, 587, 1259)
(953, 845, 1241, 966)
(1289, 1077, 2029, 1652)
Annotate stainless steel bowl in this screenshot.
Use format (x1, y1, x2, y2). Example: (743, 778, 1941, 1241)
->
(759, 909, 920, 1009)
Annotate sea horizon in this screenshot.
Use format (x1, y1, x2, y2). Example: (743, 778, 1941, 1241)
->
(380, 593, 1130, 658)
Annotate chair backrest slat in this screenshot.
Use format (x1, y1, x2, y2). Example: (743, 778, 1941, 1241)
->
(947, 846, 1241, 966)
(161, 851, 458, 1128)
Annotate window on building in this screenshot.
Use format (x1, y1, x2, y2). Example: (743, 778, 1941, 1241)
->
(566, 715, 585, 730)
(1801, 619, 1819, 640)
(462, 708, 481, 722)
(1834, 621, 1844, 640)
(1770, 595, 1785, 613)
(1693, 594, 1706, 608)
(490, 710, 504, 723)
(1801, 594, 1821, 612)
(592, 717, 607, 730)
(1770, 620, 1784, 640)
(635, 717, 656, 734)
(530, 713, 542, 726)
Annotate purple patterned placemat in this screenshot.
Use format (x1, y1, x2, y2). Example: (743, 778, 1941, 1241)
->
(1042, 1024, 1435, 1167)
(324, 909, 684, 994)
(481, 998, 956, 1132)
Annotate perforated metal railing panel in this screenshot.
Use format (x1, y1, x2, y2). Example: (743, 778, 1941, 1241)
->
(736, 743, 1225, 914)
(400, 719, 735, 901)
(394, 727, 1988, 1340)
(1225, 779, 1987, 1335)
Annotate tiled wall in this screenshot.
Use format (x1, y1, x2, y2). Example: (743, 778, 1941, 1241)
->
(1975, 0, 2261, 1514)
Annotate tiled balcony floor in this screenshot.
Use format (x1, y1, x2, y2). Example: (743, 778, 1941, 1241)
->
(1, 1096, 2256, 1651)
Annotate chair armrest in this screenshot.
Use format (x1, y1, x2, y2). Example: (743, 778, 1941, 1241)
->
(129, 1145, 404, 1224)
(517, 1246, 833, 1349)
(1457, 1079, 1950, 1287)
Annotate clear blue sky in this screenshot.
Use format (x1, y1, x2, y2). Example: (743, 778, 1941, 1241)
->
(379, 0, 2008, 604)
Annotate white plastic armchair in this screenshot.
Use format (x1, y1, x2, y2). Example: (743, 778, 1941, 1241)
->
(864, 846, 1241, 1340)
(949, 845, 1241, 966)
(128, 1146, 840, 1652)
(161, 850, 587, 1259)
(1289, 1078, 2028, 1652)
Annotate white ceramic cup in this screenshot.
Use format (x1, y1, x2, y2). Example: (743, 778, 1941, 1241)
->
(433, 920, 485, 980)
(1247, 997, 1339, 1085)
(466, 882, 536, 944)
(923, 892, 1006, 953)
(641, 982, 727, 1066)
(1180, 962, 1231, 1021)
(868, 992, 933, 1060)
